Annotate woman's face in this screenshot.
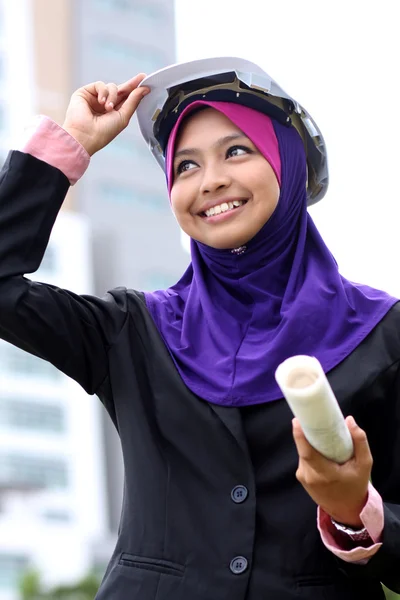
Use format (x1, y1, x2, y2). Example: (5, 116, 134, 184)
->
(170, 108, 280, 249)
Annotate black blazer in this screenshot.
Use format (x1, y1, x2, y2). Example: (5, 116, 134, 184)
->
(0, 151, 399, 599)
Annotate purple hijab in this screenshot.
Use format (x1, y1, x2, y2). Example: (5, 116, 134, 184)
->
(144, 100, 397, 406)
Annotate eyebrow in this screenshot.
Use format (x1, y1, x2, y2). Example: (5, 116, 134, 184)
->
(174, 133, 248, 161)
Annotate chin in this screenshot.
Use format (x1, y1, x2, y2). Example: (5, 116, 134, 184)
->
(203, 235, 253, 250)
(188, 222, 261, 250)
(211, 228, 260, 249)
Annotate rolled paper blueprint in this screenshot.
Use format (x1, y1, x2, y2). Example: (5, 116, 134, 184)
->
(275, 355, 354, 464)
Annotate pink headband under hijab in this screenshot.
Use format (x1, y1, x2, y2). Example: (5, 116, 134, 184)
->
(165, 100, 282, 195)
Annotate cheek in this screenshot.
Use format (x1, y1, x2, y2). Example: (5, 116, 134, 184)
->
(170, 187, 191, 227)
(269, 177, 281, 207)
(170, 180, 196, 215)
(253, 168, 280, 206)
(170, 187, 182, 215)
(237, 160, 279, 200)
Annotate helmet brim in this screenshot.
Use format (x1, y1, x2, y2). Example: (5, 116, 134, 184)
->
(136, 57, 328, 205)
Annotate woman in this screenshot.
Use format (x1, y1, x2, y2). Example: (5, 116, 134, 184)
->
(0, 58, 399, 599)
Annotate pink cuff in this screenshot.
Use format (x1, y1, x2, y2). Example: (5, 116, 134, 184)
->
(17, 116, 90, 185)
(318, 482, 384, 563)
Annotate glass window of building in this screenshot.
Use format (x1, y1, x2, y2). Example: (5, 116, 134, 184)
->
(37, 244, 57, 274)
(99, 181, 168, 212)
(0, 554, 29, 591)
(103, 135, 142, 160)
(95, 0, 131, 11)
(94, 37, 165, 73)
(142, 271, 177, 291)
(102, 135, 157, 171)
(0, 454, 69, 489)
(41, 509, 71, 523)
(134, 3, 166, 27)
(100, 182, 134, 205)
(0, 343, 60, 380)
(95, 0, 165, 21)
(0, 398, 65, 433)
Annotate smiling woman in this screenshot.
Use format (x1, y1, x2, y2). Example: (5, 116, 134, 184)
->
(0, 57, 400, 600)
(169, 106, 280, 249)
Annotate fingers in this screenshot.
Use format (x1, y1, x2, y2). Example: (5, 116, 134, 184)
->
(118, 86, 150, 125)
(293, 415, 372, 472)
(293, 418, 338, 489)
(72, 75, 150, 148)
(117, 73, 147, 97)
(292, 418, 308, 457)
(292, 418, 322, 462)
(94, 82, 119, 111)
(81, 81, 121, 111)
(292, 418, 337, 475)
(346, 416, 373, 469)
(82, 73, 147, 102)
(104, 83, 118, 110)
(93, 81, 108, 104)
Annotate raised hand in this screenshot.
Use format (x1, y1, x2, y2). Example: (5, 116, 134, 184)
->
(62, 74, 150, 156)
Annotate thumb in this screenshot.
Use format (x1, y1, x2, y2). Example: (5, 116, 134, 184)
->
(118, 87, 150, 126)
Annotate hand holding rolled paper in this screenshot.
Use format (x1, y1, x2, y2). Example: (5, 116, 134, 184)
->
(275, 355, 353, 464)
(276, 355, 373, 526)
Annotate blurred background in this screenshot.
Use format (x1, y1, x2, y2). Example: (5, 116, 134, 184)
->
(0, 1, 398, 599)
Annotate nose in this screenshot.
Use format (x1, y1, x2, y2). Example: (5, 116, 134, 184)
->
(200, 162, 232, 195)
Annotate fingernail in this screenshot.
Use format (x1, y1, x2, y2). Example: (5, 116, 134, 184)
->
(141, 88, 150, 96)
(347, 415, 356, 427)
(108, 102, 114, 109)
(101, 97, 106, 103)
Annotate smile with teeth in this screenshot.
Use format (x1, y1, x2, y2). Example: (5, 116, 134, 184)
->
(202, 199, 247, 217)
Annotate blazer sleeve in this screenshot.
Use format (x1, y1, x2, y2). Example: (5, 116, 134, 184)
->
(334, 358, 400, 594)
(0, 150, 129, 395)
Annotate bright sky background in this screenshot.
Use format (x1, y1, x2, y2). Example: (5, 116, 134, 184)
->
(175, 0, 400, 295)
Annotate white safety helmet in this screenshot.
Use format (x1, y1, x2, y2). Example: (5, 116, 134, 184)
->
(136, 57, 328, 205)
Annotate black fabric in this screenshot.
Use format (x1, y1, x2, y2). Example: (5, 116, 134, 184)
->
(0, 151, 399, 599)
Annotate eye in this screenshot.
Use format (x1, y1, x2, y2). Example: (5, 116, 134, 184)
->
(176, 159, 197, 175)
(226, 145, 252, 158)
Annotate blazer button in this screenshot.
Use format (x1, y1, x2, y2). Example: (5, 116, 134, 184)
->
(231, 485, 248, 503)
(230, 556, 248, 575)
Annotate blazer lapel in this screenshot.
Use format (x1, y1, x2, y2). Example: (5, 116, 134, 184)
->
(208, 403, 249, 456)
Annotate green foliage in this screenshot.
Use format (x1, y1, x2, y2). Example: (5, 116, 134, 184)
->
(20, 571, 41, 600)
(383, 585, 400, 600)
(19, 570, 100, 600)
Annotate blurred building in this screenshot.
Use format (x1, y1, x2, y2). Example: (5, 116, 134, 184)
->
(72, 0, 188, 546)
(0, 215, 107, 599)
(0, 0, 186, 597)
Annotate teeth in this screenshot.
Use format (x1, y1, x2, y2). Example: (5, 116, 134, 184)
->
(204, 200, 244, 217)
